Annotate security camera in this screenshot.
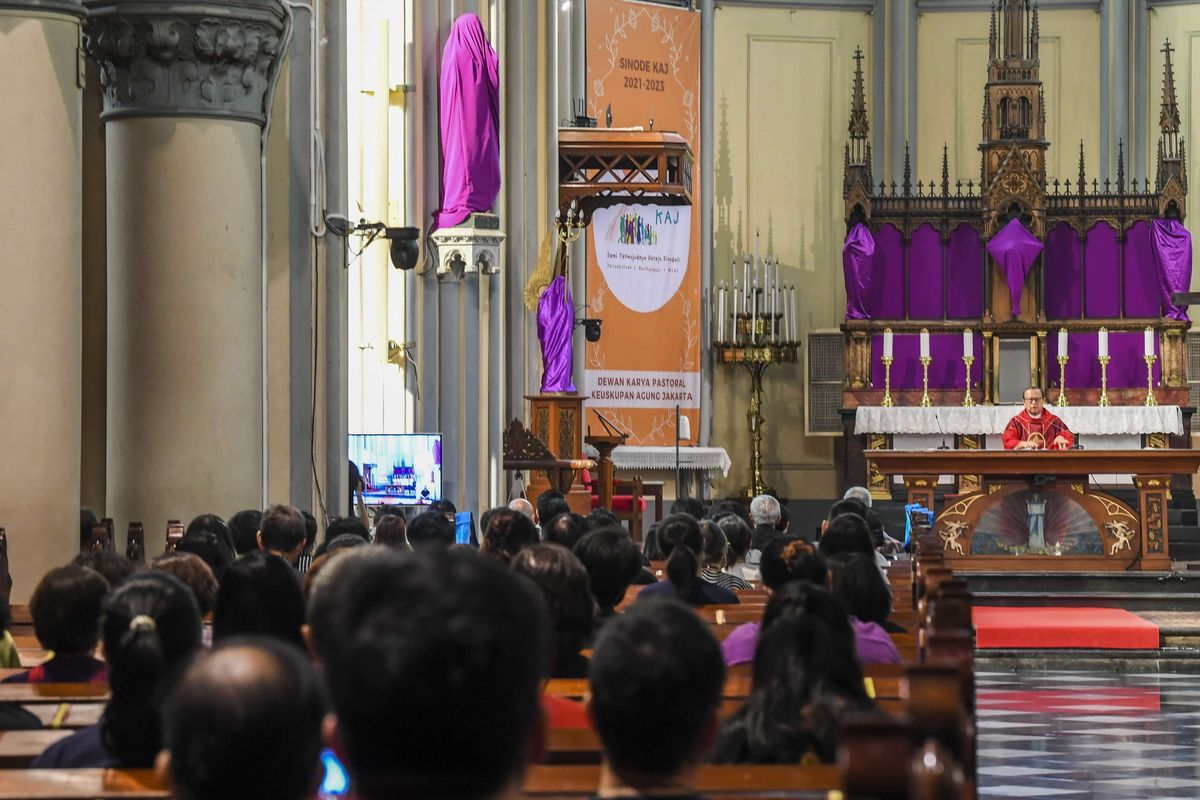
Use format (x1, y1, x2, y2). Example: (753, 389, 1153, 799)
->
(325, 214, 354, 237)
(385, 227, 420, 270)
(580, 318, 602, 342)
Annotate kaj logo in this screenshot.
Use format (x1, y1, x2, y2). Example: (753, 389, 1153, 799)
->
(592, 204, 691, 314)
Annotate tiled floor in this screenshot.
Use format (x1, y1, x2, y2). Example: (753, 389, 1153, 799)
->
(977, 670, 1200, 798)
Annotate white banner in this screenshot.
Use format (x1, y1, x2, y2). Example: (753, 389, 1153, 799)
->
(590, 204, 692, 313)
(585, 370, 701, 409)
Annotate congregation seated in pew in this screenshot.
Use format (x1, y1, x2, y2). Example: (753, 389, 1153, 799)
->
(637, 514, 739, 607)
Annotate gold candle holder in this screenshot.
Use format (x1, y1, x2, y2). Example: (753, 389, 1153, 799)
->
(1098, 354, 1111, 407)
(881, 355, 894, 407)
(1056, 354, 1069, 407)
(1144, 354, 1158, 407)
(919, 355, 933, 407)
(962, 355, 975, 407)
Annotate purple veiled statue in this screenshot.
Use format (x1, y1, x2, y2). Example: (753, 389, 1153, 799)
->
(1151, 218, 1193, 321)
(843, 222, 875, 319)
(986, 218, 1044, 316)
(537, 275, 577, 393)
(433, 14, 500, 230)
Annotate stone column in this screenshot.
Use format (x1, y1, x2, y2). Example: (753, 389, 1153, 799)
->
(0, 0, 85, 600)
(85, 0, 286, 548)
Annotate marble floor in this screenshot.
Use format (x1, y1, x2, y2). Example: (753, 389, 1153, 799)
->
(977, 669, 1200, 798)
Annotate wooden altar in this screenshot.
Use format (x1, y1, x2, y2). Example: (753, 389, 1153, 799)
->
(868, 449, 1200, 571)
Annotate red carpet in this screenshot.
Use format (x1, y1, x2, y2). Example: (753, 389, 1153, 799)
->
(973, 606, 1160, 649)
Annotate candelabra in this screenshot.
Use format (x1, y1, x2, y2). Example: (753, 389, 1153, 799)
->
(1098, 355, 1111, 407)
(715, 312, 798, 498)
(555, 199, 585, 244)
(1144, 354, 1158, 407)
(961, 356, 975, 407)
(919, 356, 932, 407)
(881, 356, 895, 407)
(1056, 354, 1069, 407)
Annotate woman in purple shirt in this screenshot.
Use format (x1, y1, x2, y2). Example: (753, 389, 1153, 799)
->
(826, 552, 902, 665)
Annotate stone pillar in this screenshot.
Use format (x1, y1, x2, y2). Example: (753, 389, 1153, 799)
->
(0, 0, 85, 600)
(85, 0, 286, 548)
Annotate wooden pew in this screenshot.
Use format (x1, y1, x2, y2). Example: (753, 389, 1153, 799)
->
(0, 685, 109, 704)
(0, 768, 167, 799)
(0, 730, 70, 767)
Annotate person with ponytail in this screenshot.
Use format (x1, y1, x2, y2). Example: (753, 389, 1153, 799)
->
(711, 582, 873, 765)
(722, 537, 826, 666)
(636, 514, 739, 606)
(32, 572, 203, 768)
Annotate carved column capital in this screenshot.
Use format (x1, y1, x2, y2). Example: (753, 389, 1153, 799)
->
(82, 0, 286, 125)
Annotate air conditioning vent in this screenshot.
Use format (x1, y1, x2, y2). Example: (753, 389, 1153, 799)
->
(806, 331, 845, 435)
(1188, 331, 1200, 410)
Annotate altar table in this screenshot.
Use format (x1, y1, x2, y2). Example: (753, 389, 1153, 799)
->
(854, 405, 1184, 436)
(605, 446, 731, 499)
(868, 449, 1200, 571)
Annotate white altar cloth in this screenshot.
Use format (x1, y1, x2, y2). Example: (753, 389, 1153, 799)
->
(854, 405, 1183, 437)
(609, 446, 732, 477)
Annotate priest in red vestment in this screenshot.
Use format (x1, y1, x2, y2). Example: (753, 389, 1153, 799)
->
(1003, 386, 1075, 450)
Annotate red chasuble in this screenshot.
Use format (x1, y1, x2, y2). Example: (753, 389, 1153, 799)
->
(1002, 409, 1075, 450)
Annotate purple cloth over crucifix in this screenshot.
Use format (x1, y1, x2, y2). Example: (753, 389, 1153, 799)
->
(986, 218, 1043, 316)
(842, 223, 875, 319)
(1151, 218, 1193, 321)
(433, 14, 500, 230)
(537, 276, 576, 393)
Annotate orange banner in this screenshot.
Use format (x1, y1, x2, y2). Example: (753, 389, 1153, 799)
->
(584, 0, 701, 446)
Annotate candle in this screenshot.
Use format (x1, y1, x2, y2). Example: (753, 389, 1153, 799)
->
(1058, 328, 1068, 355)
(1145, 327, 1155, 357)
(750, 279, 758, 343)
(963, 329, 973, 359)
(754, 231, 761, 283)
(788, 284, 796, 342)
(883, 328, 893, 359)
(919, 329, 930, 359)
(717, 283, 726, 343)
(743, 257, 750, 307)
(1098, 327, 1108, 358)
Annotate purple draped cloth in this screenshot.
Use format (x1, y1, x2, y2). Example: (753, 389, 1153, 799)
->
(843, 223, 875, 320)
(537, 276, 576, 393)
(433, 14, 500, 230)
(986, 218, 1043, 316)
(1151, 219, 1193, 321)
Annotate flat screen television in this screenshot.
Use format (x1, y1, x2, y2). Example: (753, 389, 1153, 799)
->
(349, 433, 443, 506)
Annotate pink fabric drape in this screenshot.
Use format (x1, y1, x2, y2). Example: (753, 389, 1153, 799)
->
(433, 14, 500, 229)
(842, 223, 875, 320)
(1151, 218, 1193, 321)
(986, 218, 1044, 316)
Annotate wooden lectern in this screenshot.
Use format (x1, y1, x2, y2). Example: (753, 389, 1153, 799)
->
(869, 449, 1200, 571)
(585, 409, 628, 510)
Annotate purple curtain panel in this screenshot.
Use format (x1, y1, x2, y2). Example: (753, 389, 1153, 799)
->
(1043, 221, 1081, 319)
(947, 224, 985, 319)
(870, 224, 905, 319)
(1084, 222, 1121, 318)
(1123, 221, 1161, 318)
(1046, 330, 1160, 389)
(908, 224, 945, 319)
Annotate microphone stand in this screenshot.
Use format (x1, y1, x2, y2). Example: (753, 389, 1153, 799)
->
(675, 404, 683, 499)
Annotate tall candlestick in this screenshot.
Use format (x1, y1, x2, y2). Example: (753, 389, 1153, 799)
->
(743, 257, 750, 309)
(883, 328, 894, 360)
(919, 328, 930, 359)
(1098, 327, 1108, 358)
(1058, 328, 1068, 355)
(754, 231, 761, 285)
(963, 329, 973, 359)
(1145, 327, 1155, 357)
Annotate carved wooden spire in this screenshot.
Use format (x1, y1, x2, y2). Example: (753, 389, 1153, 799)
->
(902, 141, 912, 196)
(1160, 40, 1181, 136)
(941, 144, 950, 196)
(1077, 140, 1086, 194)
(1117, 138, 1125, 193)
(848, 46, 869, 140)
(844, 45, 872, 198)
(1030, 2, 1039, 62)
(1158, 40, 1185, 191)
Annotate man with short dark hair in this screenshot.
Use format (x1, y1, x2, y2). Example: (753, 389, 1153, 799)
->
(542, 512, 587, 550)
(1003, 385, 1074, 450)
(160, 638, 326, 800)
(589, 598, 725, 797)
(228, 510, 264, 556)
(258, 505, 308, 565)
(405, 511, 454, 550)
(320, 549, 549, 800)
(536, 490, 570, 524)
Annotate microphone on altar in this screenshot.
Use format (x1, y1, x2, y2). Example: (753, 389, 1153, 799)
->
(933, 410, 950, 450)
